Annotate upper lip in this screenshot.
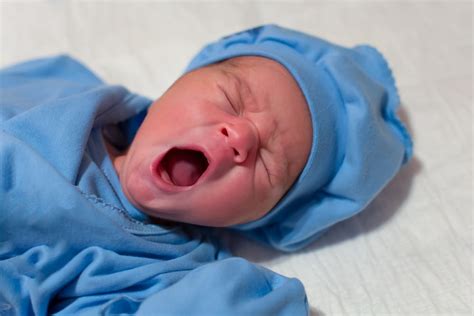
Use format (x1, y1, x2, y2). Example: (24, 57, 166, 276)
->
(150, 145, 213, 192)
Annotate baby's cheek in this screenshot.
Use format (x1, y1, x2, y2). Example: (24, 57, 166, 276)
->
(189, 177, 253, 225)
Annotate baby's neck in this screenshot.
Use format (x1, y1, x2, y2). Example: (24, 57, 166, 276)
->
(103, 130, 127, 177)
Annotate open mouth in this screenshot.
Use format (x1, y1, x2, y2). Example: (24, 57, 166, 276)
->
(157, 147, 209, 187)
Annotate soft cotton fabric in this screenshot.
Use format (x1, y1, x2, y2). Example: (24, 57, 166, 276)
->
(185, 24, 413, 251)
(0, 56, 308, 315)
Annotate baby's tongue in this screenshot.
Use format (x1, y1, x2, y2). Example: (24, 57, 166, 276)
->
(166, 149, 206, 186)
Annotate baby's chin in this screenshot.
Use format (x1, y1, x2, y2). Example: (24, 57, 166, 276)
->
(121, 174, 156, 214)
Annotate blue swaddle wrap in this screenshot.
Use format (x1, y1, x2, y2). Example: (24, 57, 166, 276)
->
(185, 24, 413, 252)
(0, 56, 308, 315)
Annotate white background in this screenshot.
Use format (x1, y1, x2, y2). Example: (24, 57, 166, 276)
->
(1, 1, 472, 315)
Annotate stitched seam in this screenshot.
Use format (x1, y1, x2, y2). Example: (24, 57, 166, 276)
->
(95, 129, 149, 224)
(80, 190, 147, 227)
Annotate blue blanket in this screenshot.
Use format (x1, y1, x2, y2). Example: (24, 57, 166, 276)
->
(0, 56, 307, 315)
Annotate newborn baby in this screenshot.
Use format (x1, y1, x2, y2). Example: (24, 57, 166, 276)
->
(107, 56, 313, 227)
(106, 24, 413, 251)
(0, 25, 412, 314)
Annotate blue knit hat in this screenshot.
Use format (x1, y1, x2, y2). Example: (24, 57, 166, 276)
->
(185, 25, 413, 251)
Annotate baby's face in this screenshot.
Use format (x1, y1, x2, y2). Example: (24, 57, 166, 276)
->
(114, 56, 312, 226)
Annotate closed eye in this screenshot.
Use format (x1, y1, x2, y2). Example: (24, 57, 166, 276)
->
(217, 84, 239, 115)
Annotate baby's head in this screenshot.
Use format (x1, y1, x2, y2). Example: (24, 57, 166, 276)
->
(113, 25, 413, 251)
(116, 55, 312, 226)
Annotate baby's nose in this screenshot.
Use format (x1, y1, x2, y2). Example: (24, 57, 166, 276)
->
(220, 120, 259, 164)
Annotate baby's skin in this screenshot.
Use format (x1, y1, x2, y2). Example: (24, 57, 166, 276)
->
(107, 56, 312, 227)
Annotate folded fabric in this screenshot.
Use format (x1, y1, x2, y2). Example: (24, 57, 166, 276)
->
(186, 24, 413, 251)
(0, 55, 307, 315)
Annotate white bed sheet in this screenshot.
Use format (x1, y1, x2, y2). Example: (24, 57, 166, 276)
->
(1, 1, 471, 315)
